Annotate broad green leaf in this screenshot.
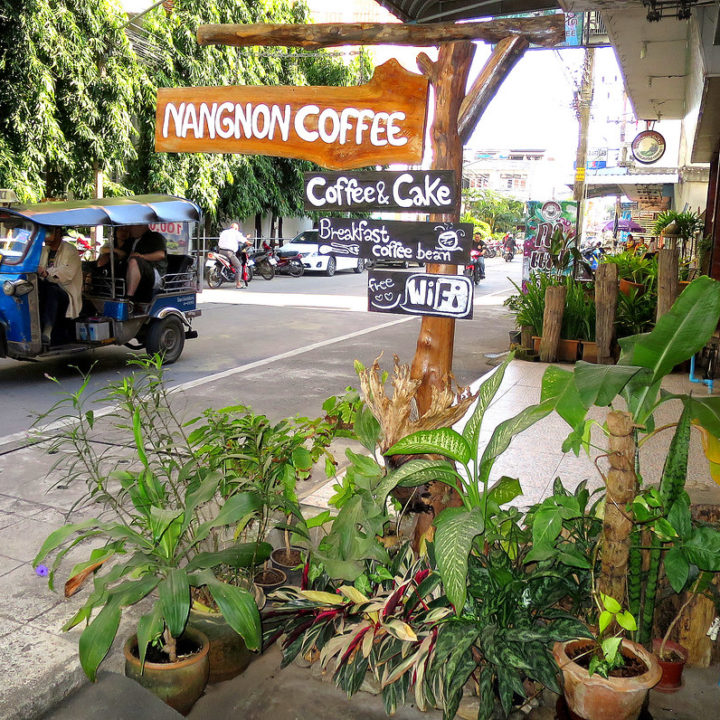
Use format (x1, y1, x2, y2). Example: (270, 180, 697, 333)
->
(616, 610, 637, 632)
(387, 459, 464, 490)
(207, 581, 261, 651)
(531, 508, 562, 550)
(572, 362, 652, 408)
(185, 541, 272, 572)
(355, 406, 381, 452)
(434, 507, 485, 612)
(78, 601, 121, 681)
(667, 494, 691, 540)
(345, 449, 381, 476)
(598, 610, 612, 634)
(487, 476, 522, 506)
(386, 428, 471, 465)
(663, 545, 689, 593)
(158, 568, 190, 638)
(601, 594, 622, 613)
(541, 365, 587, 429)
(136, 605, 164, 670)
(194, 491, 262, 543)
(292, 446, 313, 470)
(601, 636, 622, 664)
(462, 353, 514, 459)
(631, 276, 720, 382)
(33, 517, 101, 567)
(684, 526, 720, 571)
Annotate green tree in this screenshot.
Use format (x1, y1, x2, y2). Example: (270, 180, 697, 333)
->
(462, 187, 525, 236)
(0, 0, 141, 201)
(129, 0, 368, 228)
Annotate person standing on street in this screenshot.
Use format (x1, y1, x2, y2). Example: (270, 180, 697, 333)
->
(218, 221, 251, 288)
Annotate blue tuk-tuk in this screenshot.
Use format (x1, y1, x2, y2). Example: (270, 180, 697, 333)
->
(0, 194, 202, 364)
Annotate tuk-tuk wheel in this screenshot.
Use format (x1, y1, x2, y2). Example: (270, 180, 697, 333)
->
(145, 316, 185, 364)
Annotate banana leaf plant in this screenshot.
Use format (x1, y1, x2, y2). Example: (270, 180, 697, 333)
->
(539, 275, 720, 644)
(382, 352, 556, 612)
(34, 467, 269, 681)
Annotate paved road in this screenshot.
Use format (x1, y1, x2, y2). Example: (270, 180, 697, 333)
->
(0, 257, 521, 440)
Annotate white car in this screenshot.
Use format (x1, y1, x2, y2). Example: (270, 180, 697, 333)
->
(276, 229, 365, 276)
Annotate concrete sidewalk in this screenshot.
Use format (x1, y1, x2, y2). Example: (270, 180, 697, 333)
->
(1, 355, 719, 719)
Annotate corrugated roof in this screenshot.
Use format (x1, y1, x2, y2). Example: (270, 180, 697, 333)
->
(374, 0, 559, 23)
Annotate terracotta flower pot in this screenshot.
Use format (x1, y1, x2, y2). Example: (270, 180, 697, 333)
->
(581, 340, 598, 363)
(652, 639, 688, 693)
(254, 566, 287, 594)
(553, 638, 661, 720)
(532, 336, 541, 354)
(557, 338, 580, 363)
(619, 278, 645, 296)
(124, 628, 210, 715)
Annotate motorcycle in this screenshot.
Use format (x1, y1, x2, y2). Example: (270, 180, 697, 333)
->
(205, 250, 247, 288)
(263, 242, 304, 277)
(464, 249, 484, 285)
(247, 247, 276, 280)
(503, 248, 515, 262)
(484, 243, 497, 259)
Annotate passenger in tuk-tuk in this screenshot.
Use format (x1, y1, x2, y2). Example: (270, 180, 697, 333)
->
(126, 229, 167, 304)
(96, 224, 146, 275)
(38, 226, 82, 347)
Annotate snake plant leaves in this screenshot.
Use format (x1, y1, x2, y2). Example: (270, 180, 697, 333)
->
(434, 507, 485, 612)
(78, 600, 121, 681)
(158, 568, 190, 639)
(386, 428, 471, 466)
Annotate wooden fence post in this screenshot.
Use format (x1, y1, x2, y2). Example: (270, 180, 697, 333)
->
(539, 285, 566, 362)
(657, 247, 679, 321)
(595, 262, 618, 364)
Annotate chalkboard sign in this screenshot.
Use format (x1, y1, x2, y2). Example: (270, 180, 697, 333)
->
(304, 170, 456, 212)
(317, 218, 472, 264)
(367, 270, 473, 319)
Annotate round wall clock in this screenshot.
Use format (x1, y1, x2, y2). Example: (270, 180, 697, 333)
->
(631, 130, 666, 164)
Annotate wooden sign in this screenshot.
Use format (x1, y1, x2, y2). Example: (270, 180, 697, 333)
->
(155, 60, 428, 170)
(318, 218, 472, 264)
(305, 170, 456, 212)
(368, 270, 473, 319)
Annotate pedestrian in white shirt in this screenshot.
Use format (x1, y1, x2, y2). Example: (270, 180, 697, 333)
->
(218, 222, 251, 288)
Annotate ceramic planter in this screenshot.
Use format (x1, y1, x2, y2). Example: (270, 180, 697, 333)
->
(124, 627, 210, 715)
(254, 566, 287, 594)
(270, 546, 304, 586)
(652, 639, 688, 693)
(553, 638, 661, 720)
(581, 340, 598, 363)
(509, 329, 522, 346)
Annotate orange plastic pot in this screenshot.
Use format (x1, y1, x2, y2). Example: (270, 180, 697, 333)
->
(652, 639, 688, 693)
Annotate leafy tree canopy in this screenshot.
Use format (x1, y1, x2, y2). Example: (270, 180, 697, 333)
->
(0, 0, 370, 228)
(462, 187, 525, 236)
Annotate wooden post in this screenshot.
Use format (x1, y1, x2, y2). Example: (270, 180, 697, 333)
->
(409, 41, 475, 412)
(598, 411, 637, 603)
(539, 285, 566, 363)
(595, 262, 618, 364)
(657, 247, 679, 321)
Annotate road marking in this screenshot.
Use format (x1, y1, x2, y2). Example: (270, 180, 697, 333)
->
(0, 315, 416, 450)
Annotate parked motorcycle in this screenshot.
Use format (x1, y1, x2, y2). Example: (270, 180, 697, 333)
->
(263, 242, 304, 277)
(247, 247, 276, 280)
(464, 249, 484, 285)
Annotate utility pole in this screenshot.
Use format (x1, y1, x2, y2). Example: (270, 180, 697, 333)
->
(573, 47, 595, 241)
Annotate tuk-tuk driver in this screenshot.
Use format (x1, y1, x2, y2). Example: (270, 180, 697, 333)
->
(38, 226, 83, 346)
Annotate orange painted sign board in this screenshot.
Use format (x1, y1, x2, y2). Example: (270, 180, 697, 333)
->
(155, 60, 428, 170)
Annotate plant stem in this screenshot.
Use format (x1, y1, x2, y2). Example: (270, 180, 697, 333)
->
(660, 577, 701, 659)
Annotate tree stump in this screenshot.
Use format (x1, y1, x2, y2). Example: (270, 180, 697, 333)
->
(539, 285, 566, 363)
(595, 263, 617, 364)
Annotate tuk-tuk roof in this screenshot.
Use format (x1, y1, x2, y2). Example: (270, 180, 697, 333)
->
(2, 194, 202, 227)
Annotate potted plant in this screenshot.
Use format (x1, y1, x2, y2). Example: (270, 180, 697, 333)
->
(601, 251, 656, 296)
(559, 276, 595, 363)
(505, 273, 552, 349)
(32, 359, 264, 711)
(553, 595, 661, 720)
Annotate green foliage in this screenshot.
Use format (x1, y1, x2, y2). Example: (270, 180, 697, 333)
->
(561, 277, 595, 341)
(33, 358, 266, 679)
(461, 188, 524, 235)
(585, 595, 637, 678)
(653, 210, 703, 240)
(615, 285, 656, 337)
(0, 0, 141, 201)
(601, 251, 658, 285)
(504, 274, 553, 336)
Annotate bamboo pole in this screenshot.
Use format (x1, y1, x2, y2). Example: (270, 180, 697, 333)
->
(598, 411, 637, 603)
(657, 247, 679, 321)
(196, 17, 565, 49)
(539, 285, 566, 363)
(595, 262, 618, 364)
